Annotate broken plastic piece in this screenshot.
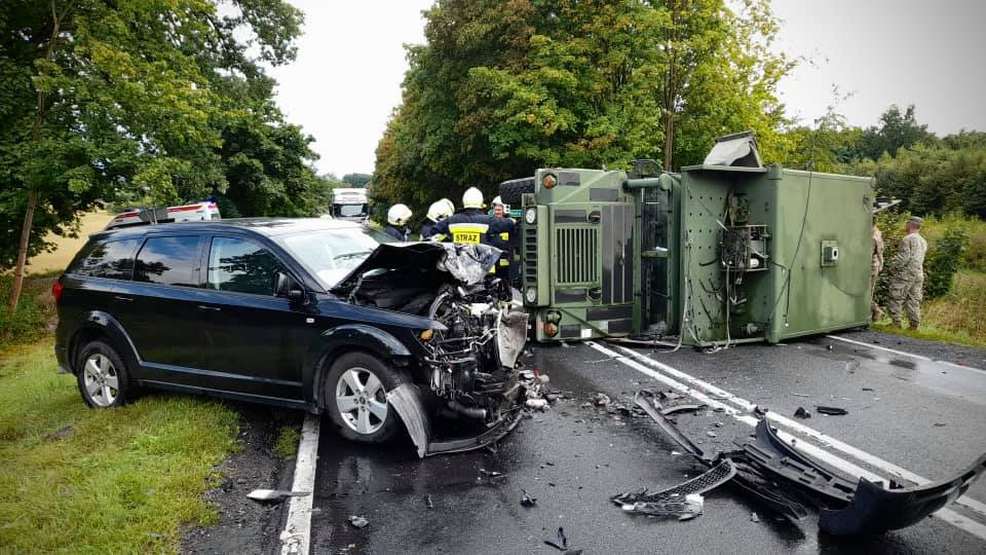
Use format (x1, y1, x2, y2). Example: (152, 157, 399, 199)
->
(634, 391, 707, 462)
(793, 407, 811, 419)
(521, 489, 538, 507)
(816, 406, 849, 416)
(660, 403, 707, 416)
(246, 489, 310, 502)
(819, 453, 986, 535)
(348, 515, 369, 529)
(613, 459, 735, 519)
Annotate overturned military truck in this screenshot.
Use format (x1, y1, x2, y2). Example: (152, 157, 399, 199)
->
(502, 132, 874, 345)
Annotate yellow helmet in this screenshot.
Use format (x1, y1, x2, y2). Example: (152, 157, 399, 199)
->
(462, 187, 484, 209)
(387, 203, 413, 226)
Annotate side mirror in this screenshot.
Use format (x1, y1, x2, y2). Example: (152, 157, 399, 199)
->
(274, 272, 306, 303)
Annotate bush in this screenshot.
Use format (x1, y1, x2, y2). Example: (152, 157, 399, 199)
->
(924, 225, 968, 299)
(0, 274, 57, 348)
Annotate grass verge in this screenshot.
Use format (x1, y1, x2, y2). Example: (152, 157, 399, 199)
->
(274, 424, 301, 459)
(0, 340, 239, 553)
(875, 270, 986, 349)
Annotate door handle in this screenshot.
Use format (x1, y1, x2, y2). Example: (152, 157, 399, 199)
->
(197, 305, 221, 312)
(113, 295, 134, 302)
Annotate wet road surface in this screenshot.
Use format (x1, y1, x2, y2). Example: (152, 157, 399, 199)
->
(308, 331, 986, 554)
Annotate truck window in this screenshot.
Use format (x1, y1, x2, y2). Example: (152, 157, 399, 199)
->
(134, 236, 203, 287)
(333, 204, 367, 218)
(207, 237, 284, 295)
(70, 238, 141, 280)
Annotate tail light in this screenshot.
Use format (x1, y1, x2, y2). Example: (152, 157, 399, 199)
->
(52, 280, 63, 304)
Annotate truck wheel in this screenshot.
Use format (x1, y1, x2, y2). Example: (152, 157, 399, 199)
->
(325, 352, 406, 444)
(76, 340, 132, 408)
(499, 178, 535, 205)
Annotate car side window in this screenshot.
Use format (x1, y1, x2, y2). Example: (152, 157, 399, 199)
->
(207, 237, 284, 295)
(72, 238, 141, 279)
(134, 236, 203, 287)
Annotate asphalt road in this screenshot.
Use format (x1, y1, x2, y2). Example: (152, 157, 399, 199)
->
(307, 331, 986, 554)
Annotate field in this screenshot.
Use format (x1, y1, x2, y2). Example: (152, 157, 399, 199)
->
(24, 210, 112, 275)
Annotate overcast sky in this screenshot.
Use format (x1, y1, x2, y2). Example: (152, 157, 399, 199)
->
(268, 0, 986, 177)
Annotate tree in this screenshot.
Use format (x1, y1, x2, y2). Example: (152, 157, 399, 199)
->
(0, 0, 308, 310)
(373, 0, 792, 215)
(342, 173, 372, 188)
(858, 104, 934, 160)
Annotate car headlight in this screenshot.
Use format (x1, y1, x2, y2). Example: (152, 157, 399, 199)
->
(525, 287, 537, 304)
(524, 207, 537, 225)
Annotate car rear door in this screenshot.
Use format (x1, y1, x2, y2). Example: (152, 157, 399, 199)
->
(192, 234, 314, 402)
(116, 234, 211, 382)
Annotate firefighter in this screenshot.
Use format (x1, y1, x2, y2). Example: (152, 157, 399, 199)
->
(489, 195, 516, 281)
(430, 187, 494, 245)
(887, 216, 928, 329)
(383, 203, 413, 242)
(420, 198, 454, 240)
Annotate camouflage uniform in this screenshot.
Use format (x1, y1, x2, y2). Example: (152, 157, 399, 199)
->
(869, 225, 884, 321)
(887, 230, 927, 328)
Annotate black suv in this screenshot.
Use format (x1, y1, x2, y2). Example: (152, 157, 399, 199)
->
(55, 218, 526, 447)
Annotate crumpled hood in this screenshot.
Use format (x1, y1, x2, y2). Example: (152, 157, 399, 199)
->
(331, 242, 502, 294)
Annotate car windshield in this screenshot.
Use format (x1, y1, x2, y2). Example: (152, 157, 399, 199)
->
(333, 204, 367, 218)
(277, 228, 381, 289)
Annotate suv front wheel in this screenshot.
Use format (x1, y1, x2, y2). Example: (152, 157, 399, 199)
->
(324, 352, 405, 443)
(76, 340, 132, 408)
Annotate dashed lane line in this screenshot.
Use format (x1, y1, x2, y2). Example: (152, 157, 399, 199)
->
(585, 341, 986, 541)
(280, 414, 321, 555)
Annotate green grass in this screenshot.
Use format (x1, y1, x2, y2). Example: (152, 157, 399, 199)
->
(875, 270, 986, 349)
(274, 425, 301, 459)
(0, 340, 239, 553)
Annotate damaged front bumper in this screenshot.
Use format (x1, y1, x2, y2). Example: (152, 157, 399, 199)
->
(387, 383, 524, 458)
(631, 391, 986, 535)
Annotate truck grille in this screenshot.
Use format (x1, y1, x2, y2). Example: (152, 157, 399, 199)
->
(556, 227, 598, 284)
(523, 224, 538, 287)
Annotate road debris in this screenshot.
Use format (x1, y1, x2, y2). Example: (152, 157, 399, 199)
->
(791, 392, 811, 398)
(632, 390, 986, 535)
(750, 512, 760, 523)
(793, 407, 812, 419)
(660, 403, 707, 416)
(479, 468, 505, 480)
(614, 459, 735, 520)
(245, 489, 309, 503)
(425, 495, 434, 509)
(816, 406, 849, 416)
(347, 515, 369, 529)
(593, 393, 611, 407)
(544, 527, 582, 553)
(520, 489, 538, 507)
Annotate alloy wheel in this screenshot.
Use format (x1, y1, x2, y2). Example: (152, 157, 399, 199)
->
(335, 367, 388, 435)
(83, 353, 119, 407)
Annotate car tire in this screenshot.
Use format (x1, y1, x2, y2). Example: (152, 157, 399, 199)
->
(498, 178, 535, 205)
(324, 352, 406, 444)
(76, 340, 132, 409)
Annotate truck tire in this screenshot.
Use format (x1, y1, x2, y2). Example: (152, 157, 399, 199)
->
(499, 178, 535, 205)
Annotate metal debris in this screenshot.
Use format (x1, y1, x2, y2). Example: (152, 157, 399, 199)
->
(246, 489, 310, 503)
(347, 515, 369, 529)
(793, 407, 812, 419)
(816, 406, 849, 416)
(520, 489, 537, 507)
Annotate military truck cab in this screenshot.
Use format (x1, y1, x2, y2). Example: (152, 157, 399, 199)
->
(511, 132, 874, 345)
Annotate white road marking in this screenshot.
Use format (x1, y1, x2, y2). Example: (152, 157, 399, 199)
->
(826, 334, 986, 375)
(611, 343, 986, 520)
(586, 341, 986, 540)
(280, 414, 321, 555)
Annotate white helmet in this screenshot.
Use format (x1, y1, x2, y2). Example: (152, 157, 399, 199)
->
(462, 187, 484, 209)
(492, 195, 504, 207)
(387, 203, 413, 226)
(427, 198, 454, 222)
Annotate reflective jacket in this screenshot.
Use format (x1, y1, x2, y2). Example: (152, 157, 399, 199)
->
(488, 216, 516, 279)
(430, 208, 493, 245)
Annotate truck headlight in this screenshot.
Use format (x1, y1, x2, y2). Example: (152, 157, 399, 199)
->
(525, 287, 537, 304)
(524, 207, 537, 224)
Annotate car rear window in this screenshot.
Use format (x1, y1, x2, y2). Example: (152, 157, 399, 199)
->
(134, 236, 203, 287)
(70, 238, 141, 279)
(207, 237, 284, 295)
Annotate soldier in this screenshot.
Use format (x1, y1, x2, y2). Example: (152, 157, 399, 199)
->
(887, 216, 928, 329)
(420, 198, 454, 240)
(383, 204, 413, 242)
(870, 223, 885, 321)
